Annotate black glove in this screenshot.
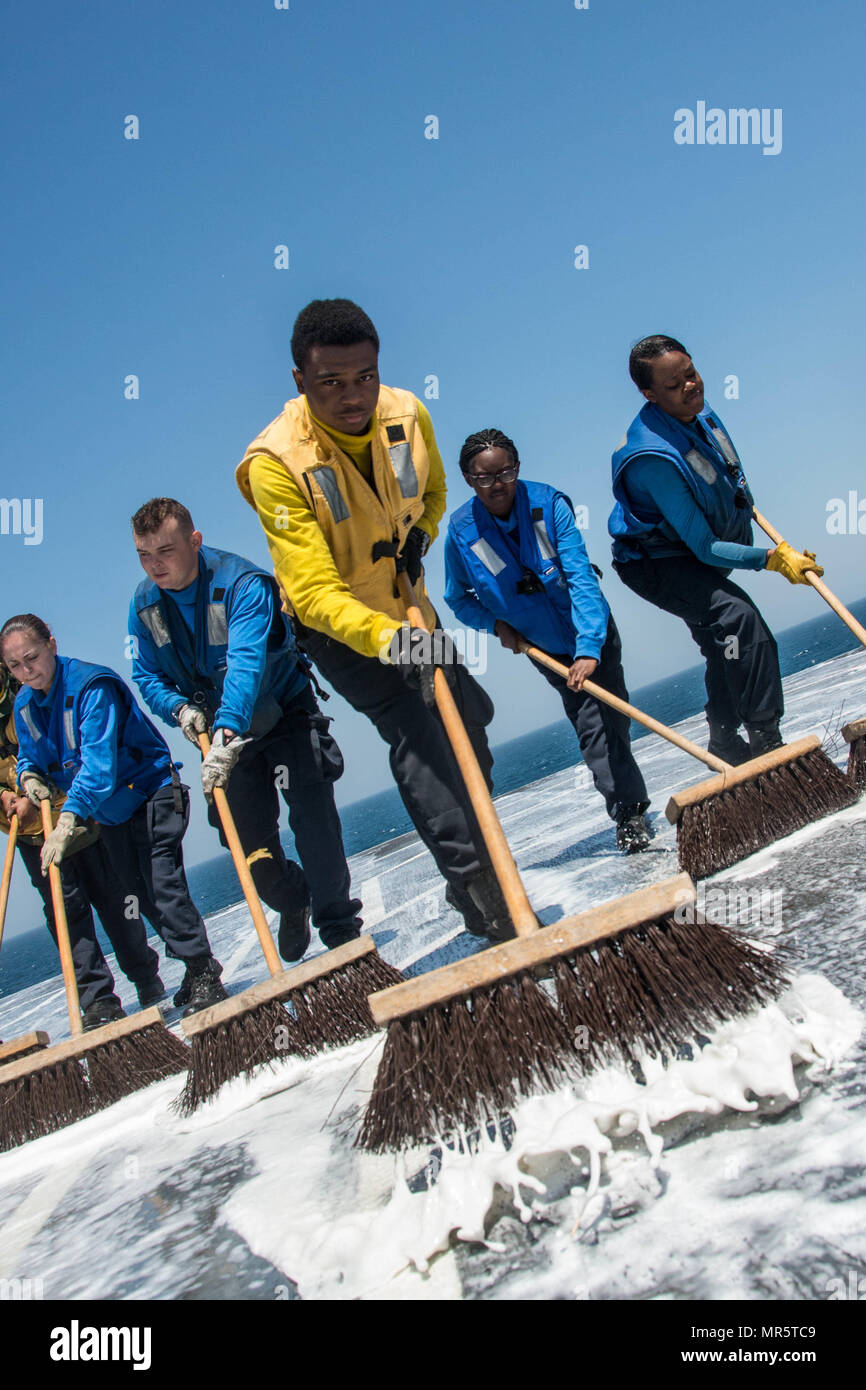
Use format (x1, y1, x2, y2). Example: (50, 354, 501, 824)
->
(394, 527, 430, 586)
(388, 624, 462, 708)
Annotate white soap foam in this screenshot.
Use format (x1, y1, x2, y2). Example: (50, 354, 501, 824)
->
(220, 972, 861, 1300)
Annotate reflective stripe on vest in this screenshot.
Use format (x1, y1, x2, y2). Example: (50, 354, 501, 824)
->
(389, 441, 418, 499)
(206, 603, 228, 646)
(708, 424, 739, 468)
(533, 518, 557, 562)
(139, 604, 171, 648)
(684, 449, 718, 484)
(63, 700, 76, 751)
(19, 705, 40, 742)
(311, 465, 350, 522)
(470, 537, 507, 576)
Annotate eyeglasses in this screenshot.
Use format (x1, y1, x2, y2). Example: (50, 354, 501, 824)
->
(464, 465, 518, 489)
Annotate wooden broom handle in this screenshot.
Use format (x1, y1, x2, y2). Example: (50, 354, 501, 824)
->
(753, 507, 866, 648)
(197, 733, 282, 976)
(397, 572, 539, 936)
(40, 797, 83, 1037)
(517, 641, 731, 774)
(0, 814, 19, 953)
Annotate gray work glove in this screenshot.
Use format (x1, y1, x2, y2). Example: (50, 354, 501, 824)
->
(176, 703, 209, 747)
(20, 770, 54, 804)
(200, 727, 251, 801)
(40, 811, 79, 875)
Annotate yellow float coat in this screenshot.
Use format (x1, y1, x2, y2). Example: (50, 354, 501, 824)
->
(236, 387, 447, 659)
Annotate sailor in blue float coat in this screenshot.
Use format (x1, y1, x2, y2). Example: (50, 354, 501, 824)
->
(0, 659, 164, 1028)
(607, 337, 824, 763)
(445, 429, 650, 852)
(129, 498, 362, 963)
(0, 613, 225, 1020)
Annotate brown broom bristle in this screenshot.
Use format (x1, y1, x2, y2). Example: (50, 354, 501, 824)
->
(85, 1025, 190, 1108)
(176, 952, 405, 1116)
(176, 1000, 308, 1115)
(0, 1026, 190, 1153)
(677, 747, 857, 880)
(847, 735, 866, 791)
(0, 1059, 92, 1153)
(358, 916, 790, 1153)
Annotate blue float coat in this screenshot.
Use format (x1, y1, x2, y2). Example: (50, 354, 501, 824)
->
(445, 483, 610, 661)
(130, 546, 308, 736)
(609, 402, 768, 569)
(14, 657, 172, 824)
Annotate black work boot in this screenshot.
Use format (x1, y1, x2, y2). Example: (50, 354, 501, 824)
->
(319, 925, 362, 951)
(745, 722, 784, 757)
(82, 998, 127, 1031)
(136, 974, 166, 1009)
(278, 891, 312, 963)
(445, 881, 489, 937)
(465, 867, 519, 944)
(178, 957, 227, 1017)
(707, 722, 752, 766)
(615, 804, 652, 854)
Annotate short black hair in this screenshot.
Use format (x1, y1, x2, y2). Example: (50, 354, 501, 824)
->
(629, 335, 689, 391)
(291, 299, 380, 371)
(459, 428, 520, 474)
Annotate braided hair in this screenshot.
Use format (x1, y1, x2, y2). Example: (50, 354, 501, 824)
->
(458, 428, 520, 474)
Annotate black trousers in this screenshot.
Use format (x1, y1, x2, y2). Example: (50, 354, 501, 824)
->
(16, 836, 158, 1010)
(614, 555, 784, 730)
(99, 783, 213, 963)
(530, 617, 649, 820)
(299, 625, 495, 890)
(208, 685, 362, 946)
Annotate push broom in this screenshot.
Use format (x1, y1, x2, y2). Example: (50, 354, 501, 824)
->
(175, 732, 403, 1114)
(753, 507, 866, 791)
(0, 815, 51, 1076)
(357, 574, 788, 1153)
(0, 800, 189, 1153)
(517, 642, 857, 881)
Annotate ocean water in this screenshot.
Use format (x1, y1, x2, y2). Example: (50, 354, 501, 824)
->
(2, 597, 864, 1000)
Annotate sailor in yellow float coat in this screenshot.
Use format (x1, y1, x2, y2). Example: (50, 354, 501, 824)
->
(236, 298, 513, 942)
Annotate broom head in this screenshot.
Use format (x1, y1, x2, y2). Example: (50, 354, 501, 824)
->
(358, 874, 788, 1151)
(0, 1031, 50, 1064)
(176, 934, 403, 1113)
(666, 734, 858, 879)
(0, 1008, 189, 1152)
(842, 716, 866, 791)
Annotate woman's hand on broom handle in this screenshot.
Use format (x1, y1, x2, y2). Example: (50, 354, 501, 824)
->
(567, 657, 598, 691)
(517, 639, 732, 776)
(766, 541, 824, 585)
(754, 506, 866, 649)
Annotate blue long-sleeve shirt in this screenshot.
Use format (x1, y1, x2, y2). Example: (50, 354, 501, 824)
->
(130, 573, 306, 734)
(444, 494, 610, 661)
(623, 455, 769, 570)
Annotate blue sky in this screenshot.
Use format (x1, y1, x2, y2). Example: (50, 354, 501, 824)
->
(2, 0, 864, 932)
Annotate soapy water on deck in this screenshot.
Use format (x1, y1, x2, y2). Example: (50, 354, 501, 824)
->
(0, 645, 864, 1299)
(173, 973, 860, 1300)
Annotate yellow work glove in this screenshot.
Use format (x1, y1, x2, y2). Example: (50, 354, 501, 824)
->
(766, 542, 824, 585)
